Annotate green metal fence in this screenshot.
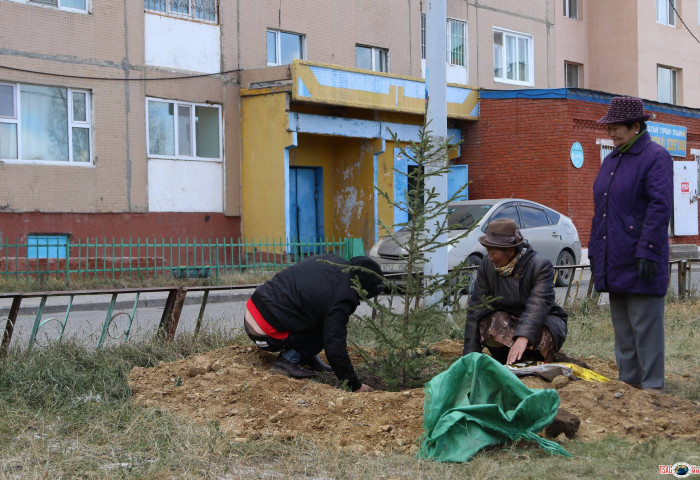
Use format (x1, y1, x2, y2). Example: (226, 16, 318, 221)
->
(0, 237, 365, 285)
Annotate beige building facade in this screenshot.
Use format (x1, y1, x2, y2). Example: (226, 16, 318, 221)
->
(556, 0, 700, 106)
(0, 0, 698, 245)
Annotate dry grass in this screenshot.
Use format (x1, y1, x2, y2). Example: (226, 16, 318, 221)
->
(0, 302, 698, 479)
(0, 271, 274, 293)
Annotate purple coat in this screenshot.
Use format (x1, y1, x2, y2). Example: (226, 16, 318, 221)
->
(589, 132, 673, 295)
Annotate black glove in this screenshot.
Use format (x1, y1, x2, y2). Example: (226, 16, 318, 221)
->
(635, 258, 658, 282)
(588, 257, 594, 275)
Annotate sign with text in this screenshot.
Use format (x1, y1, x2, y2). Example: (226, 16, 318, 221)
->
(647, 121, 687, 157)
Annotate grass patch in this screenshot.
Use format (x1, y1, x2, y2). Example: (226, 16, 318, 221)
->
(0, 300, 698, 478)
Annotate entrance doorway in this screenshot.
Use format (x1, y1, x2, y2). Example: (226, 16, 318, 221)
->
(289, 167, 324, 251)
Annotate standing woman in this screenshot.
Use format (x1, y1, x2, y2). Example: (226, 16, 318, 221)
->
(589, 96, 673, 393)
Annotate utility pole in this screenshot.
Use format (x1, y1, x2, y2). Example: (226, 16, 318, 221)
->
(424, 0, 448, 286)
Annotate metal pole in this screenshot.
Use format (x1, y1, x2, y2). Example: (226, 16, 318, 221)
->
(424, 0, 449, 286)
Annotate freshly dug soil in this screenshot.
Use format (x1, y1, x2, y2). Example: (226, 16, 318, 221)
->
(128, 340, 700, 455)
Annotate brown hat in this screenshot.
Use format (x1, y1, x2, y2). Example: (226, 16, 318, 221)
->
(479, 218, 524, 248)
(597, 96, 650, 124)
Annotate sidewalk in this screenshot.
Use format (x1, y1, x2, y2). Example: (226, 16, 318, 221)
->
(0, 288, 255, 316)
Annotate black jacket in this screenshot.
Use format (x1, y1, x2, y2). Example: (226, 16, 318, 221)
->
(462, 246, 568, 356)
(251, 254, 363, 391)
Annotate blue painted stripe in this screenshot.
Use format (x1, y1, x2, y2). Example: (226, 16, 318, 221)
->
(309, 64, 477, 106)
(298, 78, 311, 98)
(445, 87, 471, 104)
(480, 88, 700, 120)
(289, 112, 461, 144)
(311, 65, 425, 98)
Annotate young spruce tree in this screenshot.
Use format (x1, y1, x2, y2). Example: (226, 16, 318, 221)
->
(351, 122, 481, 391)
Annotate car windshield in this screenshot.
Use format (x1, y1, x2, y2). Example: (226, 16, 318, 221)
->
(447, 204, 493, 230)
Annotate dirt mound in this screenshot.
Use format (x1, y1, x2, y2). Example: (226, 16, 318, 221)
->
(128, 341, 700, 455)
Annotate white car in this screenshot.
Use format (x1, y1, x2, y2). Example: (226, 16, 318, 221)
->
(368, 198, 582, 287)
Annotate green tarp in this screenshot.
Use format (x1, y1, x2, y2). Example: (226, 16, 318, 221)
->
(419, 353, 571, 462)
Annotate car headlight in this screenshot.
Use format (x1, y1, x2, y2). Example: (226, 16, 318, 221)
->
(369, 241, 381, 257)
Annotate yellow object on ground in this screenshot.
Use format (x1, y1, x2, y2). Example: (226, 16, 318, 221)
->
(554, 363, 611, 382)
(507, 362, 611, 382)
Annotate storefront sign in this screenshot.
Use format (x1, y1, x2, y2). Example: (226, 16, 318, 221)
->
(647, 121, 687, 157)
(570, 142, 584, 168)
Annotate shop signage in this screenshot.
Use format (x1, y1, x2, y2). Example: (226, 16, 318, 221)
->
(647, 121, 687, 157)
(570, 142, 584, 168)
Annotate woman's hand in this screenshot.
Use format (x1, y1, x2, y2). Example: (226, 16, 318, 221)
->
(507, 337, 530, 365)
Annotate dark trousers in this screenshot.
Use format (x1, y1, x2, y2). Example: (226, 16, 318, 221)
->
(609, 293, 665, 389)
(244, 322, 323, 359)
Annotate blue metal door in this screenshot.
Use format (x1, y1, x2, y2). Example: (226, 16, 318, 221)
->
(448, 164, 468, 201)
(290, 167, 323, 249)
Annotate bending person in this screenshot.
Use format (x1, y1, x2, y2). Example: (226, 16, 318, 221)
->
(462, 218, 568, 365)
(244, 254, 385, 393)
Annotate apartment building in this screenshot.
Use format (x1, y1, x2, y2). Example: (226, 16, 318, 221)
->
(1, 0, 699, 252)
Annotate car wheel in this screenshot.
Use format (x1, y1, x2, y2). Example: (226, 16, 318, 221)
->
(555, 250, 575, 287)
(461, 254, 482, 294)
(467, 254, 482, 267)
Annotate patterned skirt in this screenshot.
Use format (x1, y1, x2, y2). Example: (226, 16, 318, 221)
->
(478, 310, 556, 362)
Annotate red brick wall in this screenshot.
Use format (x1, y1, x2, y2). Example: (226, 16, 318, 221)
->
(0, 212, 241, 243)
(458, 95, 700, 248)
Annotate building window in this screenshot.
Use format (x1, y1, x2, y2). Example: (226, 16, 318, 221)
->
(563, 0, 578, 19)
(267, 30, 305, 66)
(598, 139, 614, 163)
(27, 234, 69, 259)
(565, 62, 581, 88)
(0, 83, 91, 163)
(658, 66, 678, 104)
(493, 28, 533, 85)
(447, 19, 467, 67)
(356, 45, 388, 73)
(656, 0, 676, 26)
(15, 0, 87, 11)
(146, 98, 221, 160)
(420, 15, 468, 66)
(421, 14, 426, 59)
(144, 0, 218, 23)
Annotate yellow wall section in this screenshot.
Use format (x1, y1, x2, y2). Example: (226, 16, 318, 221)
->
(376, 142, 398, 237)
(240, 93, 291, 241)
(292, 135, 376, 250)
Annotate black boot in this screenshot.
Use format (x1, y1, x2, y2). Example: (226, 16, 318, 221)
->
(271, 356, 318, 378)
(302, 354, 333, 372)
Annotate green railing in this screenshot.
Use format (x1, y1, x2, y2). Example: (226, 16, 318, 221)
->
(0, 237, 366, 285)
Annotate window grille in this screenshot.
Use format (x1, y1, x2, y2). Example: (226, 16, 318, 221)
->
(145, 0, 218, 23)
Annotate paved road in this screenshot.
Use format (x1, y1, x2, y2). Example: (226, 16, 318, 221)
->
(2, 263, 698, 351)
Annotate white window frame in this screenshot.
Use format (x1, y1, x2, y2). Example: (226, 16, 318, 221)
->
(493, 28, 534, 86)
(563, 0, 578, 19)
(0, 82, 93, 165)
(144, 0, 218, 23)
(657, 65, 678, 104)
(656, 0, 676, 26)
(355, 45, 389, 73)
(7, 0, 88, 13)
(266, 29, 306, 66)
(565, 62, 581, 88)
(446, 18, 467, 67)
(597, 138, 614, 163)
(145, 97, 222, 161)
(420, 14, 469, 66)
